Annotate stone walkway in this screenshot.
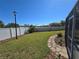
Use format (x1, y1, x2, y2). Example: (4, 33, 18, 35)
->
(47, 35, 68, 59)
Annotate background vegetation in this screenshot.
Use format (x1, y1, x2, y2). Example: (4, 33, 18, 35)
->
(0, 20, 65, 28)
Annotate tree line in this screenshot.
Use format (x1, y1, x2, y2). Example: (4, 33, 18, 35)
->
(49, 20, 65, 27)
(0, 20, 20, 28)
(0, 20, 65, 28)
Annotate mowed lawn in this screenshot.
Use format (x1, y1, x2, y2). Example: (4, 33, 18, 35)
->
(0, 31, 63, 59)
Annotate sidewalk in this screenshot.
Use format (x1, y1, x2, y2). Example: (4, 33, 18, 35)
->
(48, 35, 68, 59)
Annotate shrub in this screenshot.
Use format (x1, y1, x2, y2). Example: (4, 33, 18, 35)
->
(57, 33, 63, 37)
(28, 25, 35, 33)
(24, 30, 29, 34)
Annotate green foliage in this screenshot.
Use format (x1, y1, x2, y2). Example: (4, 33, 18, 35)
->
(55, 31, 65, 46)
(49, 20, 65, 27)
(24, 24, 30, 27)
(5, 23, 19, 28)
(0, 20, 4, 28)
(28, 25, 35, 33)
(60, 20, 65, 26)
(57, 33, 63, 37)
(49, 23, 61, 27)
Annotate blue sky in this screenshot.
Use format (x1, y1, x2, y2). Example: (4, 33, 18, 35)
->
(0, 0, 77, 25)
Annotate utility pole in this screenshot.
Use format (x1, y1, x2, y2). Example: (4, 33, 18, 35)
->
(13, 11, 18, 39)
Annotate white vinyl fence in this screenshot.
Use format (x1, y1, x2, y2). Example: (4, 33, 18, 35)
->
(35, 26, 64, 32)
(0, 26, 64, 41)
(0, 27, 29, 41)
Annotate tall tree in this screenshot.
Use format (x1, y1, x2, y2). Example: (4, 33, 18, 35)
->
(60, 20, 65, 26)
(0, 20, 4, 28)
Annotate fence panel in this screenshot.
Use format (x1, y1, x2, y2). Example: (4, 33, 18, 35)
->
(0, 27, 29, 41)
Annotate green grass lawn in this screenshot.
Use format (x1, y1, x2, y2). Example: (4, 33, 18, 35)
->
(0, 31, 63, 59)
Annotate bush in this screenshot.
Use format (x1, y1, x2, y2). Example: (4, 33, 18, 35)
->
(24, 31, 29, 34)
(28, 25, 35, 33)
(57, 33, 63, 37)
